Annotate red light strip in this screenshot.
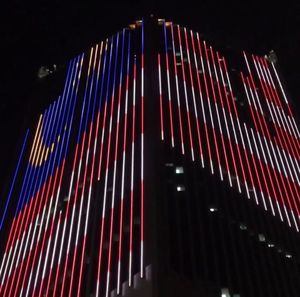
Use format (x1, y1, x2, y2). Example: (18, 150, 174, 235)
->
(2, 104, 56, 297)
(75, 42, 104, 297)
(177, 25, 195, 161)
(117, 32, 131, 294)
(128, 57, 137, 287)
(0, 115, 42, 282)
(252, 56, 300, 222)
(170, 23, 185, 154)
(184, 28, 204, 167)
(190, 31, 212, 172)
(220, 55, 252, 197)
(213, 52, 239, 190)
(42, 54, 85, 297)
(246, 77, 276, 214)
(240, 73, 268, 208)
(19, 96, 67, 297)
(257, 57, 300, 171)
(245, 53, 300, 227)
(34, 55, 83, 297)
(54, 47, 94, 297)
(9, 102, 58, 297)
(269, 62, 300, 145)
(163, 22, 175, 147)
(0, 115, 44, 296)
(203, 44, 225, 181)
(104, 31, 125, 297)
(67, 44, 100, 297)
(197, 36, 223, 176)
(140, 19, 145, 279)
(158, 53, 164, 141)
(22, 57, 79, 297)
(263, 59, 300, 153)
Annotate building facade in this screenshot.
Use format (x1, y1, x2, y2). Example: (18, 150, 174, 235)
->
(0, 17, 300, 297)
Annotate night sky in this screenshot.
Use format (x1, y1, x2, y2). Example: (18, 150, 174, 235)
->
(0, 1, 299, 195)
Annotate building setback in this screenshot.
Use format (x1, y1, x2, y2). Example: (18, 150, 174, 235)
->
(0, 17, 300, 297)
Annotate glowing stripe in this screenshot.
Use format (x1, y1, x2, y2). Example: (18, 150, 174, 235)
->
(44, 53, 85, 297)
(68, 45, 100, 297)
(52, 48, 93, 297)
(190, 31, 211, 171)
(96, 34, 119, 296)
(170, 23, 185, 154)
(177, 25, 194, 160)
(128, 57, 137, 287)
(0, 106, 53, 295)
(184, 28, 204, 165)
(59, 47, 96, 297)
(140, 18, 145, 279)
(0, 129, 29, 230)
(158, 54, 164, 141)
(28, 55, 81, 296)
(213, 52, 235, 189)
(117, 32, 131, 295)
(16, 98, 63, 297)
(0, 115, 42, 283)
(196, 34, 220, 174)
(220, 56, 251, 196)
(76, 43, 104, 297)
(4, 102, 57, 297)
(243, 123, 268, 209)
(21, 56, 78, 297)
(163, 22, 174, 146)
(204, 45, 226, 181)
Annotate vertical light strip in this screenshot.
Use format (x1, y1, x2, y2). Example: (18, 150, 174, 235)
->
(0, 115, 42, 283)
(1, 105, 53, 296)
(52, 48, 93, 297)
(68, 44, 100, 297)
(0, 129, 29, 230)
(30, 55, 81, 296)
(190, 31, 211, 171)
(8, 102, 57, 297)
(158, 54, 164, 141)
(44, 53, 85, 297)
(170, 23, 185, 154)
(184, 28, 204, 166)
(177, 25, 194, 161)
(220, 56, 251, 196)
(76, 42, 104, 297)
(128, 56, 137, 288)
(22, 57, 77, 297)
(213, 52, 235, 189)
(105, 30, 125, 297)
(58, 47, 95, 297)
(140, 18, 145, 280)
(95, 35, 116, 297)
(17, 98, 62, 297)
(251, 56, 298, 225)
(163, 22, 175, 147)
(204, 45, 227, 182)
(117, 31, 131, 295)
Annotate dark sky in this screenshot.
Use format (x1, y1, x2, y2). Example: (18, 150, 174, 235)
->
(0, 1, 299, 193)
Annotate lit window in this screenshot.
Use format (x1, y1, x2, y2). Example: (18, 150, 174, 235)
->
(258, 234, 265, 242)
(267, 243, 275, 248)
(221, 288, 230, 297)
(176, 185, 185, 192)
(175, 167, 184, 174)
(209, 207, 218, 213)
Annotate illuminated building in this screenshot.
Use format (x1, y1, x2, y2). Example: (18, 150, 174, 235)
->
(0, 17, 300, 297)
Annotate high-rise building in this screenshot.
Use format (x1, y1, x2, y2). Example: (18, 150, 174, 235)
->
(0, 17, 300, 297)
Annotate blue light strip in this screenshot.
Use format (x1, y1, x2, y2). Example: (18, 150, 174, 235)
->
(0, 129, 29, 230)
